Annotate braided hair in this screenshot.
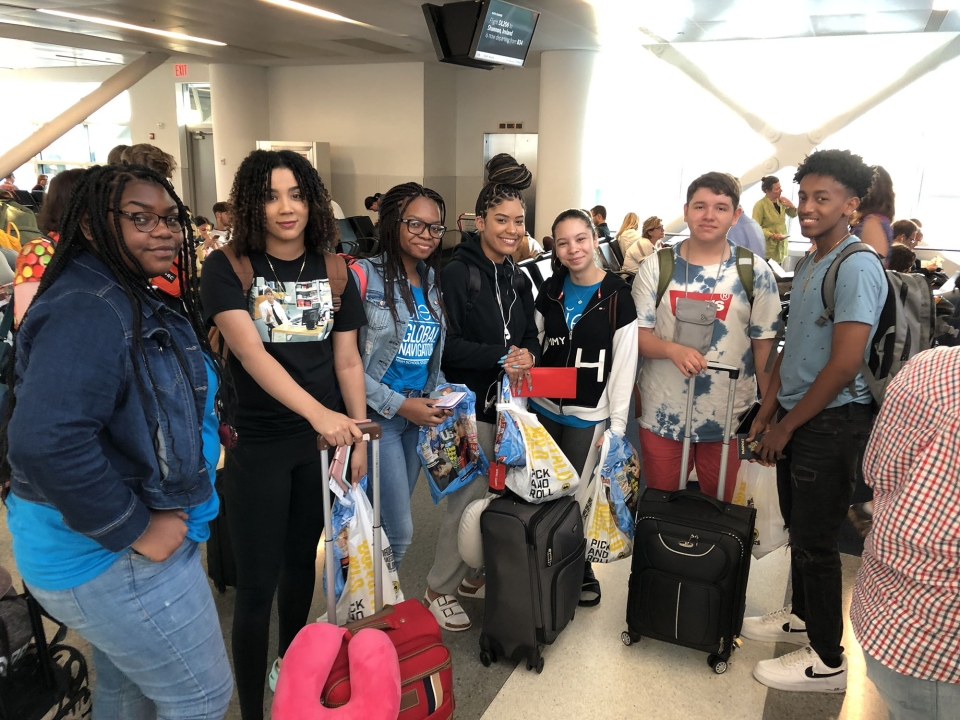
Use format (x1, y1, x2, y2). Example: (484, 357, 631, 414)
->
(474, 153, 533, 219)
(375, 182, 446, 325)
(0, 163, 228, 492)
(229, 149, 339, 256)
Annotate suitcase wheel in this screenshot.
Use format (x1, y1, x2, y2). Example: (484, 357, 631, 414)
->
(526, 654, 544, 674)
(708, 654, 728, 674)
(479, 650, 493, 668)
(621, 631, 640, 646)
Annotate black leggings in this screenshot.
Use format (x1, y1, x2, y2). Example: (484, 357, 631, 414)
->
(224, 431, 326, 720)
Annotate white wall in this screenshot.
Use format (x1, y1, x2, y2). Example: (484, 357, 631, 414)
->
(454, 65, 540, 220)
(423, 63, 458, 229)
(209, 64, 268, 200)
(266, 63, 426, 217)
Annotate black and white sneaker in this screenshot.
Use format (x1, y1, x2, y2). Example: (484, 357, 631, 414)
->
(741, 605, 809, 644)
(753, 646, 847, 693)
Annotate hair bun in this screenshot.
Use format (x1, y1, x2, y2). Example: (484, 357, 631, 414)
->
(485, 153, 532, 191)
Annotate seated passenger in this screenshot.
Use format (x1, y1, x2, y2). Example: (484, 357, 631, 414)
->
(620, 216, 662, 275)
(886, 242, 916, 273)
(632, 172, 779, 501)
(615, 212, 641, 257)
(4, 163, 233, 719)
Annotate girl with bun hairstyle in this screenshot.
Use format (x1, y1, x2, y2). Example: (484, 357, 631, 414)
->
(423, 153, 541, 631)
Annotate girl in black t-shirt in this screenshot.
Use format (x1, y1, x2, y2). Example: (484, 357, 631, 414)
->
(200, 150, 367, 720)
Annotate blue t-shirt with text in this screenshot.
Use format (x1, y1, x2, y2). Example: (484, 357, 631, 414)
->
(381, 284, 441, 393)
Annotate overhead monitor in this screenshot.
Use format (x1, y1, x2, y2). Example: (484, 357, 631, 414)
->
(469, 0, 539, 67)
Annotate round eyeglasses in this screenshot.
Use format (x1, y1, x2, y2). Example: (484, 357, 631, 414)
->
(399, 218, 445, 239)
(118, 210, 184, 233)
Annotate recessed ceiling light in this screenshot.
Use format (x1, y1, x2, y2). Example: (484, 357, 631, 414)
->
(261, 0, 375, 29)
(36, 9, 227, 46)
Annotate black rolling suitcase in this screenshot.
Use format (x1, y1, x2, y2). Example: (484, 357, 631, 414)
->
(206, 469, 237, 593)
(623, 362, 756, 674)
(479, 493, 585, 674)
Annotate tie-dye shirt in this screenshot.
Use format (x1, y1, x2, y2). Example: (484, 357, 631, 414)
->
(632, 240, 780, 442)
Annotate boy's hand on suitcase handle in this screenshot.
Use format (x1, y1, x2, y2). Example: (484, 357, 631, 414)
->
(668, 344, 707, 378)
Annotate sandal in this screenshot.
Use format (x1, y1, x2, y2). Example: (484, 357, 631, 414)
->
(425, 592, 472, 632)
(457, 578, 486, 600)
(580, 561, 601, 607)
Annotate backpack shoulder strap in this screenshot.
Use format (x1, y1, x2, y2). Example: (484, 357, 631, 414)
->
(323, 251, 348, 312)
(654, 247, 674, 308)
(345, 256, 368, 300)
(817, 242, 878, 327)
(734, 245, 755, 305)
(220, 244, 254, 295)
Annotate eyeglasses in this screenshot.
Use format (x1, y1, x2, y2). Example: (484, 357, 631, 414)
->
(399, 218, 445, 239)
(118, 210, 184, 233)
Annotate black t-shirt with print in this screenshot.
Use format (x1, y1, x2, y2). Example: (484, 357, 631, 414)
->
(201, 248, 366, 439)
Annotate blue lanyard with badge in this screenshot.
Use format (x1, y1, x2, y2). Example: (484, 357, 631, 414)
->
(673, 242, 725, 355)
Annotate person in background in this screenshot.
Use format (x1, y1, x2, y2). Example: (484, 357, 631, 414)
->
(891, 218, 919, 249)
(620, 215, 662, 276)
(886, 243, 916, 274)
(353, 182, 451, 570)
(851, 347, 960, 719)
(511, 231, 544, 264)
(212, 201, 233, 244)
(14, 168, 86, 325)
(364, 193, 381, 214)
(532, 207, 638, 607)
(745, 149, 884, 694)
(200, 149, 367, 720)
(426, 153, 540, 632)
(851, 165, 894, 263)
(752, 175, 797, 264)
(591, 205, 612, 239)
(193, 215, 218, 273)
(106, 144, 129, 165)
(31, 174, 48, 193)
(726, 209, 767, 258)
(910, 218, 924, 245)
(3, 162, 233, 719)
(615, 212, 641, 257)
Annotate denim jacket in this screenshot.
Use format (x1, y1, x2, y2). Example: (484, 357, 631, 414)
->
(356, 257, 446, 418)
(8, 252, 211, 552)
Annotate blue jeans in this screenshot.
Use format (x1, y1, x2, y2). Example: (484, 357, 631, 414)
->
(28, 540, 233, 720)
(865, 652, 960, 720)
(366, 410, 423, 568)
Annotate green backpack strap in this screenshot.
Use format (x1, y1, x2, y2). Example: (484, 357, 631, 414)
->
(735, 245, 754, 305)
(654, 247, 674, 308)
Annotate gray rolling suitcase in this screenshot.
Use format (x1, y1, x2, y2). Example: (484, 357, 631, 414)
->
(478, 492, 585, 674)
(623, 362, 757, 674)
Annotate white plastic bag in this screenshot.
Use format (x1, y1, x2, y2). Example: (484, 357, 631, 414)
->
(321, 483, 404, 624)
(733, 462, 788, 560)
(582, 431, 634, 563)
(498, 404, 580, 504)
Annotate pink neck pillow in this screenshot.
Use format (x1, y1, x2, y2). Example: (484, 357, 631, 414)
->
(272, 623, 401, 720)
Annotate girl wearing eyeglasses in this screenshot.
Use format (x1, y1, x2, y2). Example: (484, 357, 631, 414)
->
(351, 182, 451, 572)
(200, 150, 367, 720)
(3, 163, 233, 718)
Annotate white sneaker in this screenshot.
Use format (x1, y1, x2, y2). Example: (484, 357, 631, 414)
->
(753, 646, 847, 693)
(741, 605, 809, 644)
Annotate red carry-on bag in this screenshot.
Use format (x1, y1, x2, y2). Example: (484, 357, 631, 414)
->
(318, 421, 455, 719)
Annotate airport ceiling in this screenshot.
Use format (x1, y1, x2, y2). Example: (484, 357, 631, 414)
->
(0, 0, 958, 69)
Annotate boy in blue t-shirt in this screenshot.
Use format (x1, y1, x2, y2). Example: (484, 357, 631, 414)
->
(743, 149, 886, 694)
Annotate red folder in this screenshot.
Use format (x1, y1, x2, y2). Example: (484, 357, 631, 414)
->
(516, 367, 578, 399)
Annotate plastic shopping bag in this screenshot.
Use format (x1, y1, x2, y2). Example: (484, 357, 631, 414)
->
(320, 477, 404, 624)
(417, 384, 489, 504)
(733, 462, 789, 560)
(494, 375, 527, 467)
(499, 404, 580, 503)
(582, 431, 634, 563)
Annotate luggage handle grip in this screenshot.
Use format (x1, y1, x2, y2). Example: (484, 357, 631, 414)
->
(706, 361, 740, 380)
(668, 488, 727, 513)
(317, 420, 383, 451)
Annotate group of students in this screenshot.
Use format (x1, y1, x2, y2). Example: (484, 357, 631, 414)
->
(0, 141, 947, 720)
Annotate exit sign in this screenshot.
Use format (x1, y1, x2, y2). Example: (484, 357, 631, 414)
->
(174, 63, 188, 78)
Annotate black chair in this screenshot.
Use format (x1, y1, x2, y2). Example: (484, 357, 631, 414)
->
(608, 238, 624, 266)
(597, 241, 620, 272)
(345, 216, 378, 255)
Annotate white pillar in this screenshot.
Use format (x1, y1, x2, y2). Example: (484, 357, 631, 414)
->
(535, 50, 598, 237)
(209, 64, 269, 201)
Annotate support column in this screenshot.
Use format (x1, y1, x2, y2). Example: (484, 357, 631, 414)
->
(209, 64, 269, 200)
(535, 50, 597, 237)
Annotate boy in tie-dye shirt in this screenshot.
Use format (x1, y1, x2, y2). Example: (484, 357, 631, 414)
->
(632, 172, 780, 501)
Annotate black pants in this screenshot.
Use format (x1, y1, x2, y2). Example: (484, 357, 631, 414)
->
(776, 402, 874, 664)
(224, 430, 327, 720)
(534, 413, 598, 478)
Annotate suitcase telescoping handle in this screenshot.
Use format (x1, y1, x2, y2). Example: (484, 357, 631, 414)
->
(319, 420, 383, 626)
(679, 361, 740, 501)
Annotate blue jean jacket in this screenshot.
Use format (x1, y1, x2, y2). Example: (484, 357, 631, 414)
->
(8, 252, 211, 552)
(355, 257, 446, 418)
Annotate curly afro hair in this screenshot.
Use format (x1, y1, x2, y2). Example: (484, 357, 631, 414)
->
(794, 149, 874, 200)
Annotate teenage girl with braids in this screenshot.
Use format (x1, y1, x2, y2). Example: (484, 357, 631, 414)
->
(531, 208, 639, 607)
(3, 164, 233, 718)
(352, 182, 451, 569)
(199, 149, 367, 719)
(422, 153, 540, 631)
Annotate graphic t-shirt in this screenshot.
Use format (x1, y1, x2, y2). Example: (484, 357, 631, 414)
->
(631, 240, 781, 442)
(561, 276, 601, 329)
(200, 249, 366, 439)
(380, 284, 441, 393)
